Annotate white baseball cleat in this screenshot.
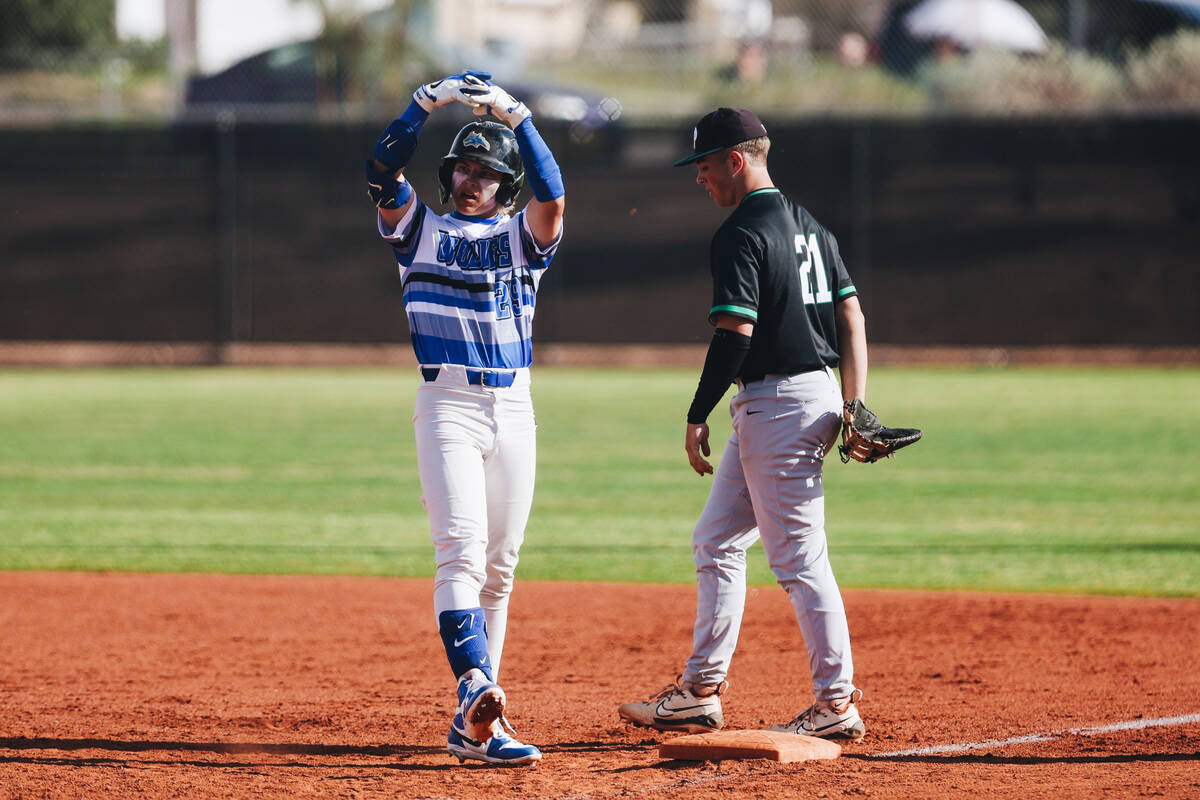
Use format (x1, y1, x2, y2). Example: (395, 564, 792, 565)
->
(767, 689, 865, 740)
(447, 714, 542, 766)
(455, 668, 506, 743)
(618, 677, 725, 734)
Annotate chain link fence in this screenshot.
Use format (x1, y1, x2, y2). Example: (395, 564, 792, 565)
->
(1, 0, 1199, 124)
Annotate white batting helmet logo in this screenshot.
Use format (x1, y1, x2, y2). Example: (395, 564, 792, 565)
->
(463, 131, 490, 150)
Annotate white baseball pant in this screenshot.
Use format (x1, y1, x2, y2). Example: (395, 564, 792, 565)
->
(683, 367, 857, 702)
(413, 364, 536, 681)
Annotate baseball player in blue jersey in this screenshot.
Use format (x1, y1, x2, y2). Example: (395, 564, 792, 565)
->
(365, 71, 564, 766)
(618, 108, 868, 741)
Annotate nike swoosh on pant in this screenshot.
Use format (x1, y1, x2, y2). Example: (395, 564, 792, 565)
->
(454, 634, 478, 647)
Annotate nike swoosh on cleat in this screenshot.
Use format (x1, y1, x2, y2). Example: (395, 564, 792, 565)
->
(809, 718, 858, 734)
(454, 634, 478, 647)
(656, 701, 709, 717)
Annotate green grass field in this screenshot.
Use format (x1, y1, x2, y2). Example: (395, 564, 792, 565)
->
(1, 367, 1196, 596)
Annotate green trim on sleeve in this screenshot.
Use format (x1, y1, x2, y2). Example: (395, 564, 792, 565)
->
(710, 304, 758, 321)
(838, 285, 857, 298)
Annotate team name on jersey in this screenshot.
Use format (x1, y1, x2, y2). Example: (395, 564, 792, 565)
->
(436, 230, 513, 271)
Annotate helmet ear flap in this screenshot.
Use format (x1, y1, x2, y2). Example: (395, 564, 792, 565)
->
(506, 172, 525, 206)
(438, 159, 455, 204)
(494, 178, 517, 208)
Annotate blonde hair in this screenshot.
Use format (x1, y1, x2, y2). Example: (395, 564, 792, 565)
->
(731, 136, 770, 166)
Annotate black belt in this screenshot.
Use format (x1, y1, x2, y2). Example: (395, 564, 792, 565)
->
(737, 368, 828, 389)
(421, 367, 517, 388)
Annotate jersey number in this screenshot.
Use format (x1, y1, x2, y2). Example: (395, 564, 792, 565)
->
(495, 278, 522, 320)
(795, 233, 832, 305)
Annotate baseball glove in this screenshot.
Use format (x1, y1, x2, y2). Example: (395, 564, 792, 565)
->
(838, 398, 923, 464)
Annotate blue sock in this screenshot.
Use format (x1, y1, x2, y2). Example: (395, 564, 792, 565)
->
(438, 608, 494, 681)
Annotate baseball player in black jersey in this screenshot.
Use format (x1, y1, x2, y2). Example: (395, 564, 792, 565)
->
(619, 107, 868, 740)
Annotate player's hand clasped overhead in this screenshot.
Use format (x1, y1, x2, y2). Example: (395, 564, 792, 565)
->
(459, 75, 532, 128)
(838, 398, 923, 463)
(412, 70, 493, 112)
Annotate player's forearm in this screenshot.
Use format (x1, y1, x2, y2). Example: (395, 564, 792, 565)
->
(515, 117, 565, 243)
(836, 298, 868, 402)
(373, 100, 429, 171)
(514, 118, 564, 202)
(839, 346, 867, 404)
(687, 327, 752, 424)
(366, 100, 426, 220)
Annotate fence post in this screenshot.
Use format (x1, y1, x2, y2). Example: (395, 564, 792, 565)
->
(1068, 0, 1088, 50)
(851, 121, 872, 309)
(216, 110, 238, 363)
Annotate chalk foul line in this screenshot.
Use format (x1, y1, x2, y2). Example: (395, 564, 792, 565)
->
(864, 713, 1200, 758)
(528, 713, 1200, 800)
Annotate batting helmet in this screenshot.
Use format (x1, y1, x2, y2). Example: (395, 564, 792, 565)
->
(438, 121, 525, 207)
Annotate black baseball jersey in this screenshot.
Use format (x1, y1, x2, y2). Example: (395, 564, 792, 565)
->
(708, 188, 857, 383)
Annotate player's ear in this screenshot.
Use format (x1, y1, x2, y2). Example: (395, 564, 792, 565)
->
(727, 149, 745, 175)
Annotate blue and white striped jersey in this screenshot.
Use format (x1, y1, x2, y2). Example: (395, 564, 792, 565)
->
(378, 198, 560, 370)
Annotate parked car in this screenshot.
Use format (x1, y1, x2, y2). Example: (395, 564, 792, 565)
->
(874, 0, 1200, 75)
(185, 38, 619, 133)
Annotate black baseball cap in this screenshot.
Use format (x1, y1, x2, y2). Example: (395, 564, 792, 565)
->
(673, 107, 768, 167)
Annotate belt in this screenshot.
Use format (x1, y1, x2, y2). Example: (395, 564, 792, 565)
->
(736, 373, 770, 390)
(737, 369, 826, 390)
(421, 367, 517, 388)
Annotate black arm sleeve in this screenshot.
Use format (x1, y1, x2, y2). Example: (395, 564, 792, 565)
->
(686, 328, 753, 425)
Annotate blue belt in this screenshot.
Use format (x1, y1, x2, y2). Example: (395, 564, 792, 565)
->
(421, 367, 517, 388)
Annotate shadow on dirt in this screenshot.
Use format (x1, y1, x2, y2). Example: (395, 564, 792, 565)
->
(0, 736, 436, 758)
(0, 736, 464, 770)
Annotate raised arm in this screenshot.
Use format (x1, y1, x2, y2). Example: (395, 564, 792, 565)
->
(458, 76, 565, 246)
(367, 72, 492, 229)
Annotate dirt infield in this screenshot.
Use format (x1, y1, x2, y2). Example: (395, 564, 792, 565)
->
(1, 572, 1197, 800)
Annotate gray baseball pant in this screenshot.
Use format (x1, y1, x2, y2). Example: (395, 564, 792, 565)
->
(683, 368, 857, 702)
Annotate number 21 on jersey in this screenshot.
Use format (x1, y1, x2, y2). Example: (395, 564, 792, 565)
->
(795, 233, 832, 305)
